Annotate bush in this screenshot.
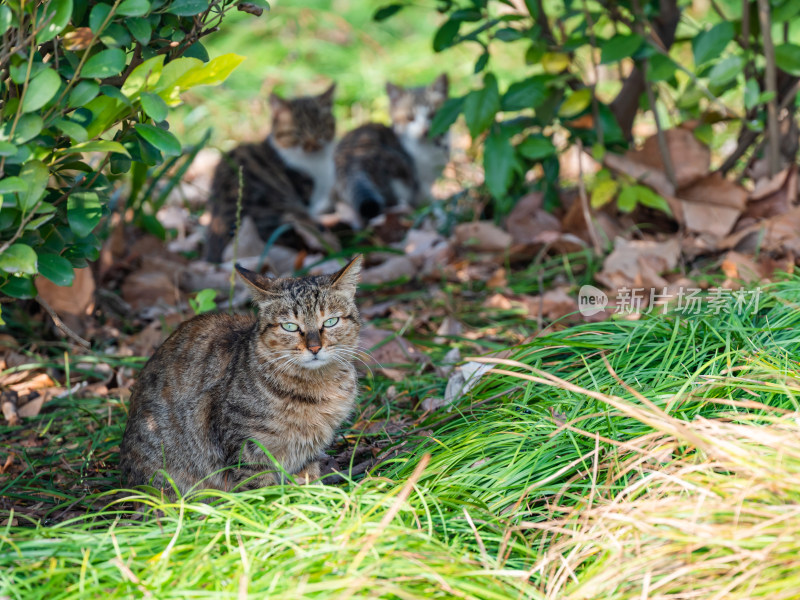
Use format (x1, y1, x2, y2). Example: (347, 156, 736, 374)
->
(0, 0, 265, 322)
(377, 0, 800, 215)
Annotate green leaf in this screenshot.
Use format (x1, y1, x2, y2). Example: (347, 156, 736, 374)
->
(18, 160, 48, 212)
(0, 177, 27, 195)
(84, 95, 125, 138)
(600, 34, 644, 64)
(0, 244, 37, 275)
(708, 55, 743, 86)
(502, 75, 549, 111)
(541, 52, 570, 73)
(134, 124, 181, 156)
(617, 185, 637, 213)
(433, 18, 460, 52)
(168, 0, 210, 16)
(82, 48, 126, 79)
(89, 3, 113, 33)
(558, 88, 592, 118)
(692, 22, 734, 67)
(170, 53, 246, 90)
(67, 191, 103, 238)
(744, 78, 760, 110)
(54, 118, 89, 143)
(21, 68, 61, 113)
(373, 4, 404, 21)
(483, 132, 516, 199)
(429, 97, 464, 137)
(0, 6, 11, 36)
(118, 0, 150, 16)
(590, 178, 619, 208)
(646, 54, 678, 83)
(775, 44, 800, 76)
(517, 135, 556, 161)
(60, 140, 131, 157)
(127, 17, 152, 45)
(122, 55, 165, 96)
(474, 51, 489, 74)
(463, 73, 500, 137)
(68, 81, 100, 108)
(0, 142, 17, 157)
(10, 114, 43, 144)
(38, 0, 73, 43)
(635, 186, 671, 215)
(99, 23, 132, 48)
(140, 92, 168, 122)
(37, 253, 75, 286)
(0, 276, 37, 299)
(189, 288, 217, 315)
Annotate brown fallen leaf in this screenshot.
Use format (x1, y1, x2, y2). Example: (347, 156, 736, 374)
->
(35, 267, 96, 337)
(359, 327, 425, 368)
(453, 221, 512, 253)
(1, 390, 20, 425)
(360, 256, 417, 286)
(743, 165, 797, 221)
(628, 128, 711, 189)
(505, 192, 561, 246)
(721, 206, 800, 255)
(596, 237, 681, 291)
(678, 172, 747, 238)
(521, 288, 579, 322)
(720, 251, 761, 286)
(121, 269, 183, 311)
(0, 453, 15, 474)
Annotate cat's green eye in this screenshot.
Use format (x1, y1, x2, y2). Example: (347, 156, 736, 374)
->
(281, 322, 300, 332)
(323, 317, 339, 328)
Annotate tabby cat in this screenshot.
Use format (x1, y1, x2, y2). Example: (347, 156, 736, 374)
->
(333, 74, 450, 223)
(205, 84, 337, 262)
(119, 256, 362, 494)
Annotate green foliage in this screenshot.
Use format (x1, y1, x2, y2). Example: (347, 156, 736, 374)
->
(189, 288, 218, 314)
(0, 0, 254, 312)
(375, 0, 800, 217)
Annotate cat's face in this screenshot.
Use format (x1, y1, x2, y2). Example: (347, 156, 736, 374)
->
(387, 74, 449, 142)
(270, 84, 336, 153)
(237, 257, 361, 372)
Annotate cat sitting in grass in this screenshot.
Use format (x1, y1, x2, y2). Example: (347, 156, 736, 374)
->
(205, 84, 337, 263)
(333, 74, 450, 225)
(119, 256, 362, 495)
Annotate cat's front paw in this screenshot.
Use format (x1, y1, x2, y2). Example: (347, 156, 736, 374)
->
(293, 460, 321, 485)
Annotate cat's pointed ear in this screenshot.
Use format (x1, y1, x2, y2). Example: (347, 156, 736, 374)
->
(386, 82, 403, 104)
(236, 264, 278, 303)
(431, 73, 449, 96)
(330, 255, 362, 297)
(318, 83, 336, 107)
(269, 91, 288, 113)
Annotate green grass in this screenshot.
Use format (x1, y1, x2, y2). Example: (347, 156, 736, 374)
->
(2, 276, 800, 597)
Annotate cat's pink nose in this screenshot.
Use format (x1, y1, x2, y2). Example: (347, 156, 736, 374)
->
(308, 344, 322, 355)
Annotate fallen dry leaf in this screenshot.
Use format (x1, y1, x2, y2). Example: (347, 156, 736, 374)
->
(35, 267, 96, 336)
(522, 288, 579, 322)
(743, 165, 797, 221)
(359, 327, 425, 368)
(628, 128, 710, 189)
(360, 256, 417, 286)
(721, 206, 800, 255)
(505, 192, 561, 245)
(679, 172, 747, 238)
(453, 221, 512, 253)
(720, 251, 761, 286)
(121, 269, 182, 311)
(596, 237, 681, 291)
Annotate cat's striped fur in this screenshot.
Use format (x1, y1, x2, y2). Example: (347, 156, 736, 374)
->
(205, 85, 336, 262)
(119, 256, 362, 494)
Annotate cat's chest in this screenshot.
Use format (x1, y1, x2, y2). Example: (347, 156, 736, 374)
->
(400, 135, 450, 194)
